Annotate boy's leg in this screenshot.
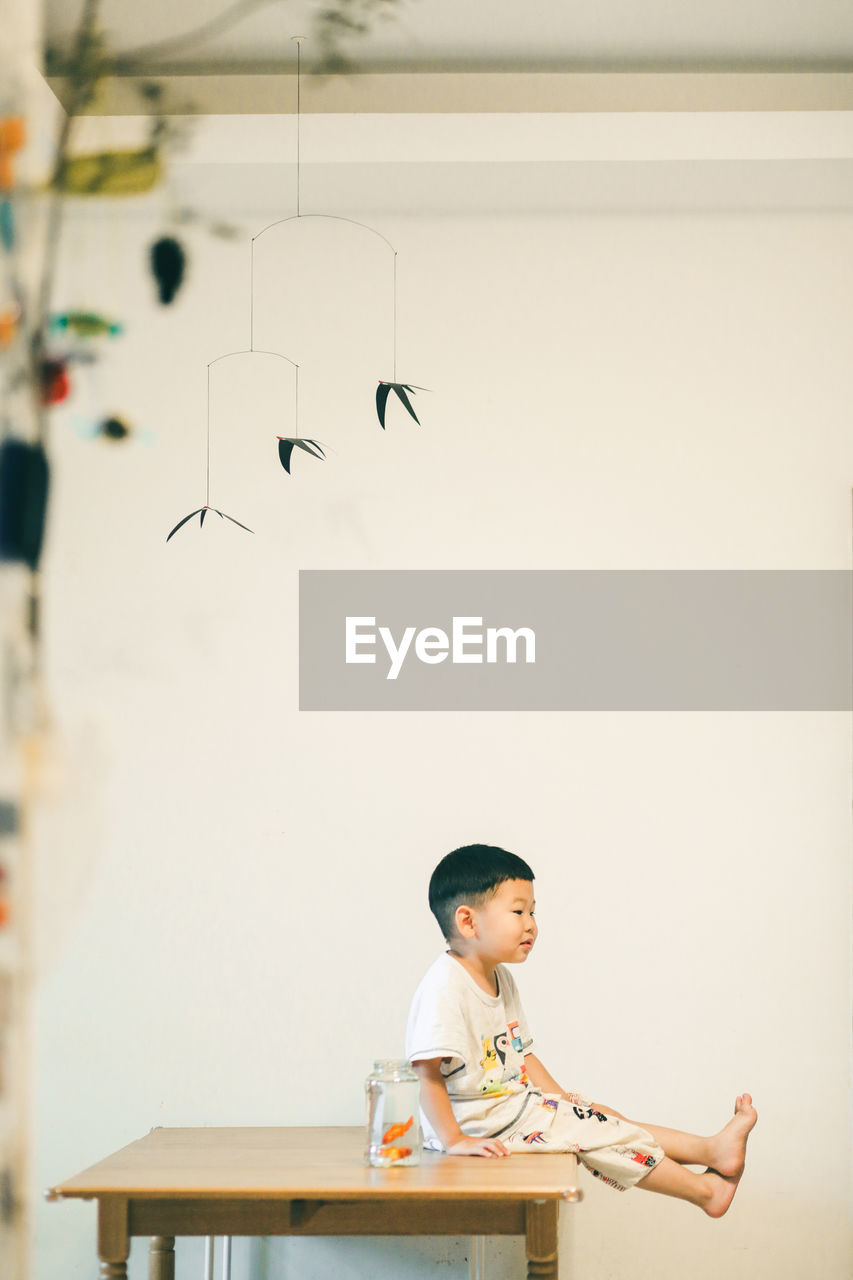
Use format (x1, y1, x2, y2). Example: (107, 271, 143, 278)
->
(594, 1093, 757, 1175)
(635, 1156, 741, 1218)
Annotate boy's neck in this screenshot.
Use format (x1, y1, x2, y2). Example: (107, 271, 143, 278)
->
(447, 947, 499, 996)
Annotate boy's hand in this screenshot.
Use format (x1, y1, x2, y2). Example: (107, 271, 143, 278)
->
(410, 1058, 510, 1158)
(445, 1135, 510, 1158)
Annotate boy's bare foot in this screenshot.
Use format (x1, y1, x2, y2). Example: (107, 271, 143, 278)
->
(708, 1093, 757, 1178)
(702, 1168, 742, 1219)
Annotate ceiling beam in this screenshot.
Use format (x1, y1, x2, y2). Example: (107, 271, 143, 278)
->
(46, 70, 853, 116)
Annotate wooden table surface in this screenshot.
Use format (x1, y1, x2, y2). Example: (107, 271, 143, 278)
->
(48, 1126, 582, 1280)
(49, 1125, 582, 1200)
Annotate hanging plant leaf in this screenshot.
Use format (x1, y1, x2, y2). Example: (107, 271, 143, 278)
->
(216, 510, 254, 533)
(166, 508, 205, 541)
(277, 436, 325, 474)
(376, 381, 429, 430)
(166, 505, 254, 542)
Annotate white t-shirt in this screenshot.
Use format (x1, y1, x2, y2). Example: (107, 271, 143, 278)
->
(406, 952, 540, 1149)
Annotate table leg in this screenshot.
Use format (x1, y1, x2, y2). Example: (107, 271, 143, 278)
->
(149, 1236, 176, 1280)
(98, 1198, 130, 1280)
(525, 1199, 559, 1280)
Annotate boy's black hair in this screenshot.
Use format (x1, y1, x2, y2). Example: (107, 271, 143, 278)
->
(429, 843, 535, 942)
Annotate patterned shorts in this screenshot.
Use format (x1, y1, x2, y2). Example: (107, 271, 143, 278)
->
(503, 1092, 664, 1191)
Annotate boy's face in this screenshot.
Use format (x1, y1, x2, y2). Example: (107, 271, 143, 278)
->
(461, 878, 537, 964)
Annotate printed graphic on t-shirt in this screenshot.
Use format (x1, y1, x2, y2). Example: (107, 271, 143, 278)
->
(478, 1026, 526, 1097)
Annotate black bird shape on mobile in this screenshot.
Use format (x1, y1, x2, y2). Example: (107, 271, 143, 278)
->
(375, 381, 429, 430)
(166, 506, 254, 541)
(276, 436, 326, 474)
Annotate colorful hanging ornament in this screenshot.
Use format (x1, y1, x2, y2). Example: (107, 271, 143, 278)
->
(97, 416, 132, 442)
(71, 415, 154, 446)
(0, 117, 25, 191)
(150, 235, 186, 304)
(0, 199, 14, 252)
(0, 304, 20, 347)
(39, 358, 71, 405)
(50, 312, 123, 338)
(0, 438, 50, 570)
(277, 435, 325, 473)
(0, 801, 16, 836)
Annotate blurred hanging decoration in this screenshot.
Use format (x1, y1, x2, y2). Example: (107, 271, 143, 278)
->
(38, 358, 71, 406)
(97, 415, 131, 440)
(0, 439, 50, 571)
(149, 235, 186, 304)
(71, 414, 155, 446)
(0, 303, 21, 347)
(43, 0, 411, 81)
(54, 145, 162, 196)
(169, 205, 243, 243)
(49, 311, 123, 338)
(11, 0, 181, 655)
(35, 315, 125, 415)
(147, 135, 251, 306)
(0, 199, 14, 252)
(0, 117, 25, 192)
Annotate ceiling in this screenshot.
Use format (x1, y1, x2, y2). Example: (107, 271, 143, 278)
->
(42, 1, 853, 214)
(44, 0, 853, 75)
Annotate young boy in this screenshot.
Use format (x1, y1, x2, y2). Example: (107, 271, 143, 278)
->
(406, 844, 757, 1217)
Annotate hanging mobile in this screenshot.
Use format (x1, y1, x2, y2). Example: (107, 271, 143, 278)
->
(375, 246, 430, 429)
(277, 435, 325, 473)
(375, 381, 429, 430)
(166, 362, 254, 541)
(273, 364, 325, 473)
(251, 37, 429, 434)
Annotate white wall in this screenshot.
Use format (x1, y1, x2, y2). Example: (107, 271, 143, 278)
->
(29, 125, 853, 1279)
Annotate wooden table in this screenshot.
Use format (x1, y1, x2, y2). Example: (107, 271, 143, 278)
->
(47, 1126, 582, 1280)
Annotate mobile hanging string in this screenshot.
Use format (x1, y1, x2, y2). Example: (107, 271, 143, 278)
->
(166, 31, 425, 542)
(294, 35, 303, 218)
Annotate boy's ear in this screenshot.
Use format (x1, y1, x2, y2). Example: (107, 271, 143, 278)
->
(454, 903, 477, 938)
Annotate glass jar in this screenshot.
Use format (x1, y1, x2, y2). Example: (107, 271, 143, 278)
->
(364, 1059, 422, 1167)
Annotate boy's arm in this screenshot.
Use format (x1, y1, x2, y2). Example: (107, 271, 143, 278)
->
(410, 1058, 510, 1157)
(524, 1053, 625, 1118)
(523, 1052, 570, 1097)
